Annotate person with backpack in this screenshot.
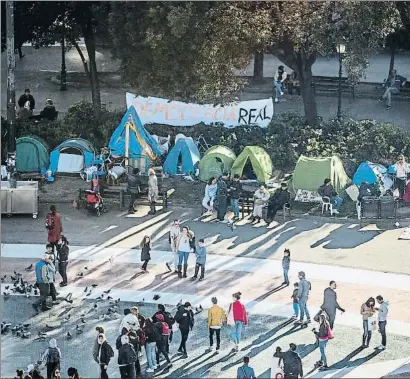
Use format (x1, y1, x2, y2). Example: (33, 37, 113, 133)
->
(96, 333, 114, 379)
(118, 335, 137, 379)
(56, 236, 69, 287)
(175, 302, 195, 358)
(41, 339, 62, 379)
(33, 254, 54, 312)
(152, 304, 175, 346)
(143, 318, 158, 373)
(46, 205, 63, 253)
(192, 238, 207, 281)
(140, 236, 151, 273)
(153, 314, 172, 368)
(166, 220, 180, 273)
(237, 356, 256, 379)
(274, 343, 303, 378)
(207, 297, 226, 353)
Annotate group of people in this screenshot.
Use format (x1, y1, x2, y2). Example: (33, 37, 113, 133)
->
(17, 88, 58, 121)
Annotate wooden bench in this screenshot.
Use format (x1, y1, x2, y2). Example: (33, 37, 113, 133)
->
(312, 75, 355, 100)
(239, 194, 292, 222)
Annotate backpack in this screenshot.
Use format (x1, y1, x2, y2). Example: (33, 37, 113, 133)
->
(161, 322, 170, 336)
(283, 352, 301, 376)
(45, 213, 55, 231)
(47, 347, 60, 364)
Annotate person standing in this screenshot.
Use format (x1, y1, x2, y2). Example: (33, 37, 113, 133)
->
(143, 318, 158, 373)
(140, 236, 151, 272)
(148, 168, 159, 215)
(394, 154, 409, 199)
(118, 335, 137, 379)
(375, 295, 389, 350)
(46, 205, 63, 253)
(96, 334, 114, 379)
(175, 302, 195, 358)
(93, 327, 105, 365)
(282, 249, 291, 286)
(41, 338, 62, 379)
(295, 271, 311, 324)
(237, 356, 256, 379)
(119, 306, 140, 332)
(176, 226, 195, 278)
(128, 330, 142, 376)
(273, 65, 288, 103)
(320, 281, 345, 329)
(192, 238, 207, 281)
(202, 177, 218, 214)
(166, 220, 181, 273)
(291, 283, 299, 319)
(229, 174, 242, 220)
(360, 297, 376, 347)
(127, 168, 141, 214)
(207, 297, 226, 353)
(45, 254, 58, 303)
(228, 292, 248, 352)
(251, 184, 270, 223)
(216, 172, 229, 221)
(314, 314, 332, 371)
(153, 314, 172, 368)
(33, 255, 52, 312)
(274, 343, 303, 379)
(56, 236, 69, 287)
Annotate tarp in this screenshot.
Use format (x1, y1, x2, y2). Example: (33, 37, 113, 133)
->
(292, 155, 351, 193)
(109, 106, 162, 160)
(198, 145, 236, 181)
(230, 146, 273, 183)
(352, 161, 393, 192)
(49, 138, 95, 174)
(163, 138, 201, 175)
(387, 163, 410, 174)
(16, 136, 49, 173)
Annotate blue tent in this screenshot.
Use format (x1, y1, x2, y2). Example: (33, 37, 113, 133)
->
(163, 138, 200, 175)
(49, 138, 95, 174)
(108, 106, 162, 161)
(387, 163, 410, 174)
(352, 162, 387, 185)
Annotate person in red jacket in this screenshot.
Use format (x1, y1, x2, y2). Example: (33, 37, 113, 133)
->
(228, 292, 248, 352)
(46, 205, 63, 253)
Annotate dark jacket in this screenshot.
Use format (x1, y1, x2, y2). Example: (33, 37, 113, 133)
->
(40, 106, 58, 120)
(18, 93, 35, 110)
(317, 322, 329, 339)
(143, 324, 157, 343)
(127, 173, 141, 194)
(141, 243, 151, 262)
(321, 287, 344, 317)
(216, 177, 228, 198)
(57, 244, 69, 262)
(175, 305, 194, 332)
(98, 341, 113, 365)
(118, 343, 137, 366)
(269, 188, 290, 206)
(153, 310, 174, 327)
(229, 180, 242, 199)
(274, 350, 303, 377)
(318, 184, 336, 198)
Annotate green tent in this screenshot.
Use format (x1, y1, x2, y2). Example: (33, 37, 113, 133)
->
(16, 136, 49, 173)
(292, 155, 351, 193)
(230, 146, 273, 183)
(198, 145, 236, 181)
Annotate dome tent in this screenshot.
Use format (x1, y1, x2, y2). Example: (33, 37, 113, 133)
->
(198, 145, 236, 181)
(16, 136, 49, 173)
(49, 138, 95, 174)
(163, 137, 200, 175)
(230, 146, 273, 183)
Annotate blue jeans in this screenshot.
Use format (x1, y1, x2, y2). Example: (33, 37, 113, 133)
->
(299, 297, 310, 321)
(274, 81, 283, 98)
(292, 302, 299, 317)
(145, 342, 156, 369)
(332, 196, 343, 210)
(231, 321, 244, 344)
(283, 267, 289, 284)
(319, 339, 328, 366)
(231, 198, 240, 218)
(178, 250, 190, 266)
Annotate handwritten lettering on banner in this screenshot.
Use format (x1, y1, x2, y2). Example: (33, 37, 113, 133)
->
(125, 93, 274, 128)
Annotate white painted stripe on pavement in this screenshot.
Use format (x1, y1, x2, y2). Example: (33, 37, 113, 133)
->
(3, 244, 410, 291)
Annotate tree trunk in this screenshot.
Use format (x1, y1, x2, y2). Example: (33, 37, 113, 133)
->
(389, 43, 395, 77)
(298, 64, 318, 125)
(83, 24, 101, 118)
(72, 41, 90, 78)
(253, 51, 264, 83)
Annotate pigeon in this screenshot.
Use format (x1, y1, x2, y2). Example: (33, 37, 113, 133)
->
(104, 289, 111, 294)
(38, 331, 47, 337)
(45, 324, 56, 330)
(93, 303, 98, 309)
(86, 291, 92, 297)
(64, 293, 73, 304)
(25, 264, 33, 271)
(199, 305, 203, 311)
(23, 323, 31, 328)
(96, 296, 104, 301)
(153, 294, 161, 301)
(10, 275, 16, 281)
(84, 287, 88, 293)
(77, 272, 83, 277)
(91, 284, 98, 288)
(35, 336, 46, 342)
(84, 267, 88, 270)
(3, 292, 10, 299)
(107, 296, 113, 301)
(80, 313, 86, 317)
(22, 332, 31, 338)
(66, 331, 72, 339)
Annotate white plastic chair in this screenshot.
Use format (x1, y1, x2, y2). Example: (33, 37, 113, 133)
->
(321, 196, 333, 215)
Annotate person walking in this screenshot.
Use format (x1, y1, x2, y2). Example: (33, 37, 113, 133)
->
(320, 281, 345, 329)
(148, 168, 158, 215)
(119, 306, 140, 332)
(314, 314, 332, 371)
(375, 295, 389, 350)
(291, 283, 299, 319)
(175, 302, 195, 358)
(229, 174, 242, 220)
(56, 236, 69, 287)
(394, 154, 409, 199)
(207, 297, 226, 353)
(282, 248, 291, 286)
(295, 272, 311, 324)
(153, 314, 172, 368)
(152, 304, 175, 346)
(360, 297, 376, 347)
(274, 343, 303, 379)
(118, 335, 137, 379)
(33, 254, 52, 312)
(176, 226, 195, 278)
(228, 292, 248, 352)
(41, 339, 62, 379)
(127, 168, 141, 214)
(192, 238, 207, 281)
(96, 334, 114, 379)
(93, 327, 105, 365)
(216, 172, 229, 221)
(202, 177, 218, 214)
(166, 220, 181, 273)
(236, 356, 256, 379)
(143, 318, 158, 373)
(45, 205, 63, 253)
(140, 236, 151, 272)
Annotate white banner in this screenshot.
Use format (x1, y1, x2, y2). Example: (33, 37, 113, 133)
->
(126, 92, 273, 128)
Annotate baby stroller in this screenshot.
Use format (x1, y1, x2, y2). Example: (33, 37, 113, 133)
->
(85, 179, 107, 216)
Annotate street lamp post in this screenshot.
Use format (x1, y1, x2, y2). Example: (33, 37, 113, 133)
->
(336, 43, 346, 120)
(60, 18, 67, 91)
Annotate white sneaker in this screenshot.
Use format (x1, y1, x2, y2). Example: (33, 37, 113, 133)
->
(153, 365, 158, 370)
(333, 209, 340, 214)
(376, 345, 386, 350)
(280, 91, 284, 96)
(146, 368, 155, 373)
(275, 98, 279, 103)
